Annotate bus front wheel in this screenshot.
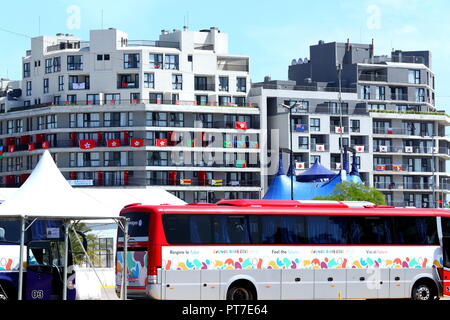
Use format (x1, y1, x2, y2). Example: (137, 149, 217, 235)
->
(226, 281, 257, 301)
(411, 280, 438, 301)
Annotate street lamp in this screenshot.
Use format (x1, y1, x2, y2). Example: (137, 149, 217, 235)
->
(281, 102, 303, 200)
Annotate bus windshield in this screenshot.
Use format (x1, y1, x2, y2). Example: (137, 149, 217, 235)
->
(118, 212, 150, 242)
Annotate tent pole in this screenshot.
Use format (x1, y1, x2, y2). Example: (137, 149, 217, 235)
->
(62, 220, 70, 300)
(18, 217, 26, 300)
(122, 219, 129, 300)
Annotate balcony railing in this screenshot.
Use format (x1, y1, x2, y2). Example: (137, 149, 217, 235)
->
(358, 74, 388, 82)
(146, 178, 261, 187)
(194, 84, 216, 91)
(374, 145, 450, 156)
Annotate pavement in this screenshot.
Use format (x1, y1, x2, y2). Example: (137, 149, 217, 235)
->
(100, 288, 120, 300)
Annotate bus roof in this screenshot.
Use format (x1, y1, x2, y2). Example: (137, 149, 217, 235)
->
(120, 200, 450, 218)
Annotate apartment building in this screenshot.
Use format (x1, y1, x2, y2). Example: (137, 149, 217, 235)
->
(250, 40, 450, 208)
(0, 27, 264, 203)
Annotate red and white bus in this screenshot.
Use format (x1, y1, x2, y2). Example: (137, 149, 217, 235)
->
(115, 200, 450, 300)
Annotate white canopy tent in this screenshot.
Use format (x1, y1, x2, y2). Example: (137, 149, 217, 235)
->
(0, 151, 130, 300)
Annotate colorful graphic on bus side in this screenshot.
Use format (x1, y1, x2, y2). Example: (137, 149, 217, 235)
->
(0, 246, 21, 271)
(161, 246, 443, 271)
(116, 251, 147, 287)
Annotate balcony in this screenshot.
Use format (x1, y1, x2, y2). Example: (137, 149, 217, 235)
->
(358, 74, 387, 82)
(117, 81, 139, 89)
(375, 182, 433, 191)
(147, 177, 260, 187)
(194, 84, 216, 91)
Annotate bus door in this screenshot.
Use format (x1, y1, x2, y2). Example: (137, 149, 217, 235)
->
(441, 237, 450, 295)
(26, 241, 53, 300)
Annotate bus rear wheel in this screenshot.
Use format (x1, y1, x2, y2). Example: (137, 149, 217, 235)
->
(411, 281, 437, 301)
(226, 281, 256, 301)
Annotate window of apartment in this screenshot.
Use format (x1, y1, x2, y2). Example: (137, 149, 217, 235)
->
(104, 93, 120, 105)
(219, 96, 231, 106)
(53, 56, 61, 72)
(310, 155, 321, 166)
(144, 73, 155, 88)
(339, 137, 349, 149)
(310, 118, 320, 131)
(97, 54, 103, 61)
(104, 152, 128, 167)
(43, 78, 49, 94)
(67, 55, 83, 70)
(329, 102, 348, 114)
(46, 114, 57, 129)
(75, 113, 99, 128)
(195, 76, 208, 90)
(147, 151, 169, 166)
(23, 62, 30, 78)
(172, 74, 183, 90)
(26, 81, 32, 96)
(350, 119, 361, 133)
(219, 76, 229, 91)
(130, 92, 140, 103)
(416, 88, 426, 102)
(149, 53, 163, 69)
(104, 112, 128, 127)
(234, 96, 246, 107)
(168, 113, 184, 127)
(58, 75, 64, 91)
(375, 86, 385, 100)
(37, 116, 45, 130)
(171, 93, 179, 105)
(124, 53, 140, 69)
(298, 136, 309, 150)
(195, 95, 208, 106)
(87, 94, 100, 105)
(360, 85, 371, 99)
(45, 58, 53, 73)
(236, 77, 247, 92)
(67, 94, 77, 105)
(195, 113, 213, 128)
(146, 112, 167, 127)
(118, 74, 139, 89)
(53, 96, 61, 106)
(408, 69, 421, 84)
(368, 103, 386, 110)
(165, 55, 179, 70)
(149, 92, 163, 104)
(6, 120, 13, 134)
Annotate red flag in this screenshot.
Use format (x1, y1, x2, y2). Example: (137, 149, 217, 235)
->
(42, 141, 49, 149)
(79, 139, 96, 150)
(28, 143, 35, 151)
(107, 139, 121, 148)
(8, 145, 14, 153)
(235, 121, 248, 130)
(155, 139, 168, 147)
(130, 138, 144, 148)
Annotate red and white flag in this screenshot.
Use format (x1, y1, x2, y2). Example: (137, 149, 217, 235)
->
(107, 139, 121, 148)
(79, 140, 96, 150)
(235, 121, 248, 130)
(8, 145, 14, 153)
(379, 145, 388, 152)
(315, 144, 325, 152)
(155, 139, 168, 147)
(295, 162, 305, 170)
(355, 145, 365, 152)
(28, 143, 35, 151)
(42, 141, 49, 149)
(130, 138, 144, 148)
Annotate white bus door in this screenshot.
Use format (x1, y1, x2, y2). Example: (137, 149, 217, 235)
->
(441, 237, 450, 295)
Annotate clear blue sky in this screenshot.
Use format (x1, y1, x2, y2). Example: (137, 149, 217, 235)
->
(1, 0, 450, 110)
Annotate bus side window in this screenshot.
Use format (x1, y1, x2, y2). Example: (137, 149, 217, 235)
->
(226, 216, 251, 244)
(393, 217, 438, 245)
(212, 215, 231, 244)
(189, 215, 212, 244)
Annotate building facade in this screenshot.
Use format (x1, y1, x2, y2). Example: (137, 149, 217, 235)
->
(250, 40, 450, 208)
(0, 27, 265, 203)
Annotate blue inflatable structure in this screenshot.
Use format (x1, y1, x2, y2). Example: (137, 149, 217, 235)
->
(263, 152, 363, 200)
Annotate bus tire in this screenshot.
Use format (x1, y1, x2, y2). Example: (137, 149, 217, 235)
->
(0, 281, 16, 301)
(226, 280, 257, 301)
(411, 279, 438, 301)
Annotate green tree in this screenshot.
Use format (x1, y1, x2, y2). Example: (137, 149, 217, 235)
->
(313, 182, 387, 205)
(69, 223, 99, 265)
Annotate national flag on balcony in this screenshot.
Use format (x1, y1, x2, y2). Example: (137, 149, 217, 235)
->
(379, 145, 388, 152)
(335, 162, 342, 170)
(432, 147, 438, 154)
(295, 162, 305, 170)
(79, 140, 96, 150)
(237, 141, 246, 148)
(236, 160, 247, 168)
(296, 124, 307, 132)
(155, 139, 167, 147)
(28, 143, 35, 151)
(335, 126, 344, 134)
(8, 145, 14, 153)
(249, 141, 259, 149)
(376, 164, 386, 171)
(387, 128, 393, 134)
(0, 146, 3, 160)
(224, 140, 232, 148)
(355, 145, 365, 152)
(107, 139, 121, 148)
(131, 138, 144, 148)
(315, 144, 325, 152)
(211, 179, 223, 186)
(235, 121, 248, 130)
(42, 141, 49, 149)
(405, 146, 413, 153)
(393, 164, 403, 171)
(180, 179, 192, 185)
